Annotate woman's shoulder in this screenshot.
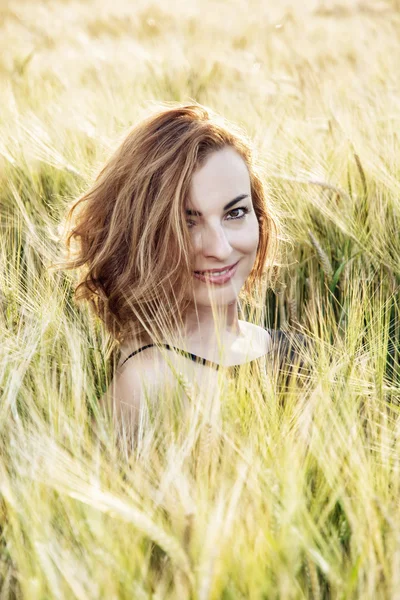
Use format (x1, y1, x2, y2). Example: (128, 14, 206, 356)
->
(107, 339, 185, 422)
(118, 332, 158, 370)
(241, 322, 312, 358)
(238, 320, 273, 356)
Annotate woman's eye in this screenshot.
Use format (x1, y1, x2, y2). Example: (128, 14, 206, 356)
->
(226, 206, 250, 220)
(186, 206, 249, 229)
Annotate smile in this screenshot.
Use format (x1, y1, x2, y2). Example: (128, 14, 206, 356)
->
(193, 261, 239, 285)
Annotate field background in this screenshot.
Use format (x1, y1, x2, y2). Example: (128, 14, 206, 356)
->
(1, 0, 400, 598)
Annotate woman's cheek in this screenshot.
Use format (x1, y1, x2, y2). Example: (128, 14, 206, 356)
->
(240, 218, 259, 253)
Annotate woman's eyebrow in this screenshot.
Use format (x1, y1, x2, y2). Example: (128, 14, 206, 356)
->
(185, 193, 249, 216)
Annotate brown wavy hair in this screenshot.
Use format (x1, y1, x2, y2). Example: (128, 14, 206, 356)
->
(57, 101, 279, 346)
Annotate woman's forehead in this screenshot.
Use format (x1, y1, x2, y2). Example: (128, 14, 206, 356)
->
(188, 148, 251, 210)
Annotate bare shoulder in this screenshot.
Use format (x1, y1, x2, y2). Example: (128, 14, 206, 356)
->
(101, 345, 176, 427)
(117, 334, 154, 369)
(117, 344, 176, 393)
(238, 320, 273, 351)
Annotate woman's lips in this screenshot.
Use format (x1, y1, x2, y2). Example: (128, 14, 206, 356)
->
(193, 261, 239, 285)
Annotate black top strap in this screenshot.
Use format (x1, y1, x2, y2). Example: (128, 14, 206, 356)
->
(120, 343, 223, 370)
(119, 328, 311, 371)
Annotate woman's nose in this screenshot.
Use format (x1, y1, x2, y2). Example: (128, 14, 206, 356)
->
(199, 223, 232, 259)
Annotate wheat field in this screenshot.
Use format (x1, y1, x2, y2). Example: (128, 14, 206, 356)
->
(1, 0, 400, 598)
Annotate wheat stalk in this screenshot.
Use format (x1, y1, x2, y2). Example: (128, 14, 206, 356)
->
(308, 230, 334, 279)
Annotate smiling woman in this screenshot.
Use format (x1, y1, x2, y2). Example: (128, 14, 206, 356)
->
(185, 146, 260, 308)
(56, 101, 308, 435)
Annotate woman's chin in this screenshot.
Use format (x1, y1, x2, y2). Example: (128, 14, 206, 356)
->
(187, 273, 247, 306)
(192, 288, 241, 307)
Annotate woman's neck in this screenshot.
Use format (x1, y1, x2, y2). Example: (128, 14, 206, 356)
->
(122, 301, 243, 354)
(179, 301, 242, 349)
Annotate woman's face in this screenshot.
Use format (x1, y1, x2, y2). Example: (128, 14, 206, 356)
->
(185, 146, 260, 307)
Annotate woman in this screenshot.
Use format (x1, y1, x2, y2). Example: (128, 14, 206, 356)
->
(61, 102, 308, 434)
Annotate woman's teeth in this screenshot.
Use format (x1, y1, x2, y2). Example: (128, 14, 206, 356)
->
(195, 267, 231, 276)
